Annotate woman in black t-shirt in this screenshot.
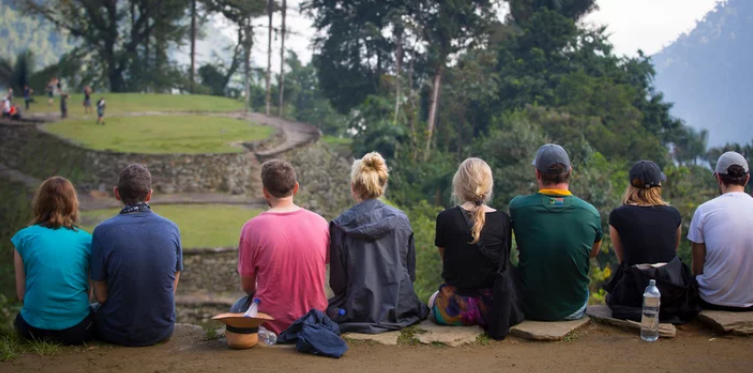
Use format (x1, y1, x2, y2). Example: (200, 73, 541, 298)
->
(609, 161, 681, 266)
(430, 158, 513, 328)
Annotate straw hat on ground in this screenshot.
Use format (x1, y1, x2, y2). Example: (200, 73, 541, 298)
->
(212, 312, 275, 349)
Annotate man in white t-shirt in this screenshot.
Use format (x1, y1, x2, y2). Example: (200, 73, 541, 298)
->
(688, 151, 753, 311)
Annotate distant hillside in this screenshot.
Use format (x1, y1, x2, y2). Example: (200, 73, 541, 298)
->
(0, 0, 76, 68)
(653, 0, 753, 146)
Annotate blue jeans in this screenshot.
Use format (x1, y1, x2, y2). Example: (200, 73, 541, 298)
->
(564, 290, 589, 320)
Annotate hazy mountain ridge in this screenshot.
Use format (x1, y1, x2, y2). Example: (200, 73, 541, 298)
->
(653, 0, 753, 146)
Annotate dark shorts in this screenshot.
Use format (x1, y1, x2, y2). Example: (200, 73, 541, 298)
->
(97, 110, 104, 118)
(84, 98, 91, 107)
(15, 312, 95, 345)
(48, 91, 53, 98)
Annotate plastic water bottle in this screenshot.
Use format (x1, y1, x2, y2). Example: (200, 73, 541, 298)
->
(243, 298, 260, 318)
(641, 279, 661, 342)
(258, 326, 277, 347)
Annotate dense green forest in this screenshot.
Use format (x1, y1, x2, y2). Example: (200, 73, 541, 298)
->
(1, 0, 752, 304)
(653, 0, 753, 147)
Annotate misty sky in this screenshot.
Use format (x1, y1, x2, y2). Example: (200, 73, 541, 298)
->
(216, 0, 724, 75)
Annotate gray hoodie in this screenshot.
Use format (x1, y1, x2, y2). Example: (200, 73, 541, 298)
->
(327, 199, 429, 334)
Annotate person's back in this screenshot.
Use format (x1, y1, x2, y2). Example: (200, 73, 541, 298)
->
(510, 144, 602, 321)
(688, 152, 753, 310)
(12, 177, 94, 345)
(328, 152, 428, 334)
(238, 209, 328, 334)
(91, 165, 182, 346)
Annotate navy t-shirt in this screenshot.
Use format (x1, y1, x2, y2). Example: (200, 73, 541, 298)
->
(90, 211, 183, 346)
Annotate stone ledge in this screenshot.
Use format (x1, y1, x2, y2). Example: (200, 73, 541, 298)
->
(415, 320, 484, 347)
(183, 247, 238, 255)
(586, 305, 676, 338)
(343, 331, 401, 346)
(697, 310, 753, 335)
(510, 318, 590, 341)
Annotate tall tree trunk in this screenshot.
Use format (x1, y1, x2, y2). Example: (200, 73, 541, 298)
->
(277, 0, 286, 117)
(243, 23, 252, 113)
(407, 57, 417, 160)
(393, 26, 403, 124)
(190, 0, 197, 93)
(265, 0, 273, 116)
(425, 65, 443, 159)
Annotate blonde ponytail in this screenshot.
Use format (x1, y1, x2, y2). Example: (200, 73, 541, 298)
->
(351, 152, 389, 200)
(452, 158, 493, 244)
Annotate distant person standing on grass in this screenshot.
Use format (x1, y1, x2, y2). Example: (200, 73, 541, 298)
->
(688, 151, 753, 311)
(97, 96, 106, 125)
(46, 78, 56, 106)
(510, 144, 603, 321)
(90, 164, 183, 346)
(60, 92, 69, 119)
(233, 160, 329, 335)
(12, 177, 94, 345)
(23, 85, 33, 110)
(83, 86, 92, 115)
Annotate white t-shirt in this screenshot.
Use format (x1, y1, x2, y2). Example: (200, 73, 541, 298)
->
(687, 192, 753, 307)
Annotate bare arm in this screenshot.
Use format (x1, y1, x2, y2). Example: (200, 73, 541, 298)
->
(609, 226, 624, 264)
(438, 247, 445, 261)
(14, 249, 25, 302)
(173, 271, 181, 294)
(692, 242, 707, 276)
(590, 240, 603, 259)
(93, 280, 108, 304)
(675, 226, 682, 251)
(240, 274, 256, 296)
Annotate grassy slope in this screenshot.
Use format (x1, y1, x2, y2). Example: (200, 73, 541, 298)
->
(80, 204, 262, 248)
(25, 93, 244, 118)
(44, 115, 275, 154)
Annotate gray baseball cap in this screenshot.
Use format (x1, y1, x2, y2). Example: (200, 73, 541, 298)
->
(532, 144, 571, 173)
(714, 151, 749, 175)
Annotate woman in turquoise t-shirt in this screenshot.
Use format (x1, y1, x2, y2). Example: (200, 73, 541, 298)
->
(12, 176, 93, 345)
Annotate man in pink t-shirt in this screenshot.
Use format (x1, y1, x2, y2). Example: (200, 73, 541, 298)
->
(234, 160, 329, 335)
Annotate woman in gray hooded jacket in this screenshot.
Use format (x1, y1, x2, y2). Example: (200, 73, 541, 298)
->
(327, 152, 429, 334)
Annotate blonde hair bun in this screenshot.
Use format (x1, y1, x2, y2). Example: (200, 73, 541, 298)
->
(351, 152, 389, 200)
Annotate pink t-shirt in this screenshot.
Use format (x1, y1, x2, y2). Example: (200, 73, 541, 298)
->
(238, 208, 329, 334)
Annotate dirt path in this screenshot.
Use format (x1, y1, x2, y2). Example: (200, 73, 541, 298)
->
(3, 323, 752, 373)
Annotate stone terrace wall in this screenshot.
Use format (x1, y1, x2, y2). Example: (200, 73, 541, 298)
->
(0, 122, 260, 195)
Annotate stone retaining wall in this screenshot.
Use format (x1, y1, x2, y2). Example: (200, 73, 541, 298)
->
(0, 122, 266, 195)
(180, 248, 240, 295)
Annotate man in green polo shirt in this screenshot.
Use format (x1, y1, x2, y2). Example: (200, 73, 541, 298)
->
(510, 144, 603, 321)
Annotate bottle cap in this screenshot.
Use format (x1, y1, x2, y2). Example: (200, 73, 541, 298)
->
(338, 309, 346, 316)
(648, 279, 656, 286)
(253, 298, 261, 304)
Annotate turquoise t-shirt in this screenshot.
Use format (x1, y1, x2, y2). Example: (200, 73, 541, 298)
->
(11, 225, 92, 330)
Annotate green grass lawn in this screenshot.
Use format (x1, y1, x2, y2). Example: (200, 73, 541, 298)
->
(44, 115, 275, 154)
(25, 93, 244, 118)
(80, 204, 263, 248)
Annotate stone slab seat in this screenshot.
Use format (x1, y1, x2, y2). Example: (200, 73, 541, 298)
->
(509, 317, 591, 341)
(697, 310, 753, 335)
(414, 320, 485, 347)
(343, 331, 402, 346)
(586, 305, 676, 338)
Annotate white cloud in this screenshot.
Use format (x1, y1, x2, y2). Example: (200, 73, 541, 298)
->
(583, 0, 724, 56)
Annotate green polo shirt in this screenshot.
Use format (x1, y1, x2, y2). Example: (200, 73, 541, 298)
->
(510, 189, 603, 321)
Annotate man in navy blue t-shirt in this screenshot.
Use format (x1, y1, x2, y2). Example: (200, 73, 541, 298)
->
(91, 164, 183, 346)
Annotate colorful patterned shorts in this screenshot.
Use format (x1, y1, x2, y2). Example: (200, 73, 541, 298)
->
(432, 284, 493, 327)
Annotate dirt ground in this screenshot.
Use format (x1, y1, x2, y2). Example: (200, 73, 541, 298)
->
(3, 322, 752, 373)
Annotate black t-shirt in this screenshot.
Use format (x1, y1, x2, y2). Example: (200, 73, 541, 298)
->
(609, 205, 682, 266)
(435, 206, 511, 290)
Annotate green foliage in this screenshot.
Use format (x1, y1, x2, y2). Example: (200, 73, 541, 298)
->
(0, 182, 32, 299)
(81, 205, 262, 248)
(403, 202, 444, 303)
(0, 1, 76, 69)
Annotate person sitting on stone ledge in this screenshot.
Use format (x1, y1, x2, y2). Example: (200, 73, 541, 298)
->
(12, 177, 94, 345)
(510, 144, 603, 321)
(604, 160, 700, 324)
(90, 164, 183, 346)
(232, 159, 329, 335)
(327, 152, 429, 334)
(688, 151, 753, 312)
(429, 158, 523, 339)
